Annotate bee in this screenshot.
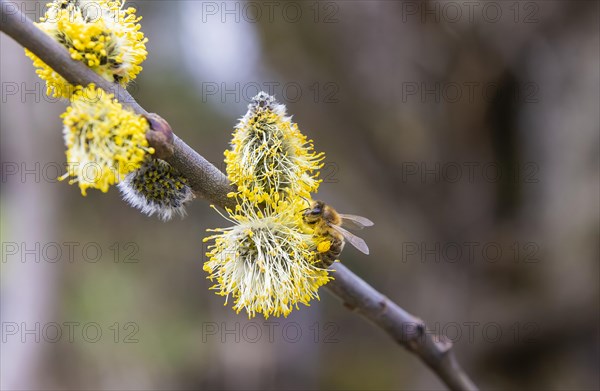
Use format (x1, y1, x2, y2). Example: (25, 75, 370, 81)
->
(303, 200, 374, 268)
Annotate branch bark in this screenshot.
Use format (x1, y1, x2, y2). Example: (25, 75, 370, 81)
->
(0, 3, 478, 390)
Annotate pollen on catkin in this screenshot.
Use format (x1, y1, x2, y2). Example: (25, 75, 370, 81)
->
(59, 84, 153, 195)
(203, 203, 331, 319)
(204, 92, 329, 318)
(25, 0, 148, 98)
(225, 92, 324, 214)
(118, 158, 194, 221)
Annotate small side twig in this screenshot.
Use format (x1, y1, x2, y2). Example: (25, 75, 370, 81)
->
(0, 3, 478, 390)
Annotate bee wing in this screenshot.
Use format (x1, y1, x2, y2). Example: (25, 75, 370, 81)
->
(338, 214, 374, 230)
(331, 225, 370, 255)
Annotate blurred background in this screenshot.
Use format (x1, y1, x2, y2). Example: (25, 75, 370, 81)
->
(1, 1, 598, 390)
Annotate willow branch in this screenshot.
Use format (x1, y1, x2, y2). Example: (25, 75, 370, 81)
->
(0, 3, 477, 390)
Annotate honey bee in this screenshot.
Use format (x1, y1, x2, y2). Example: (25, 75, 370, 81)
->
(303, 200, 374, 268)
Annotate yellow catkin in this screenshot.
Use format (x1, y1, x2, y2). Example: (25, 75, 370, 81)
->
(59, 84, 152, 195)
(25, 0, 148, 98)
(204, 204, 331, 319)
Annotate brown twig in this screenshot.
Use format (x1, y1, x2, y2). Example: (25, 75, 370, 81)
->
(0, 3, 478, 390)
